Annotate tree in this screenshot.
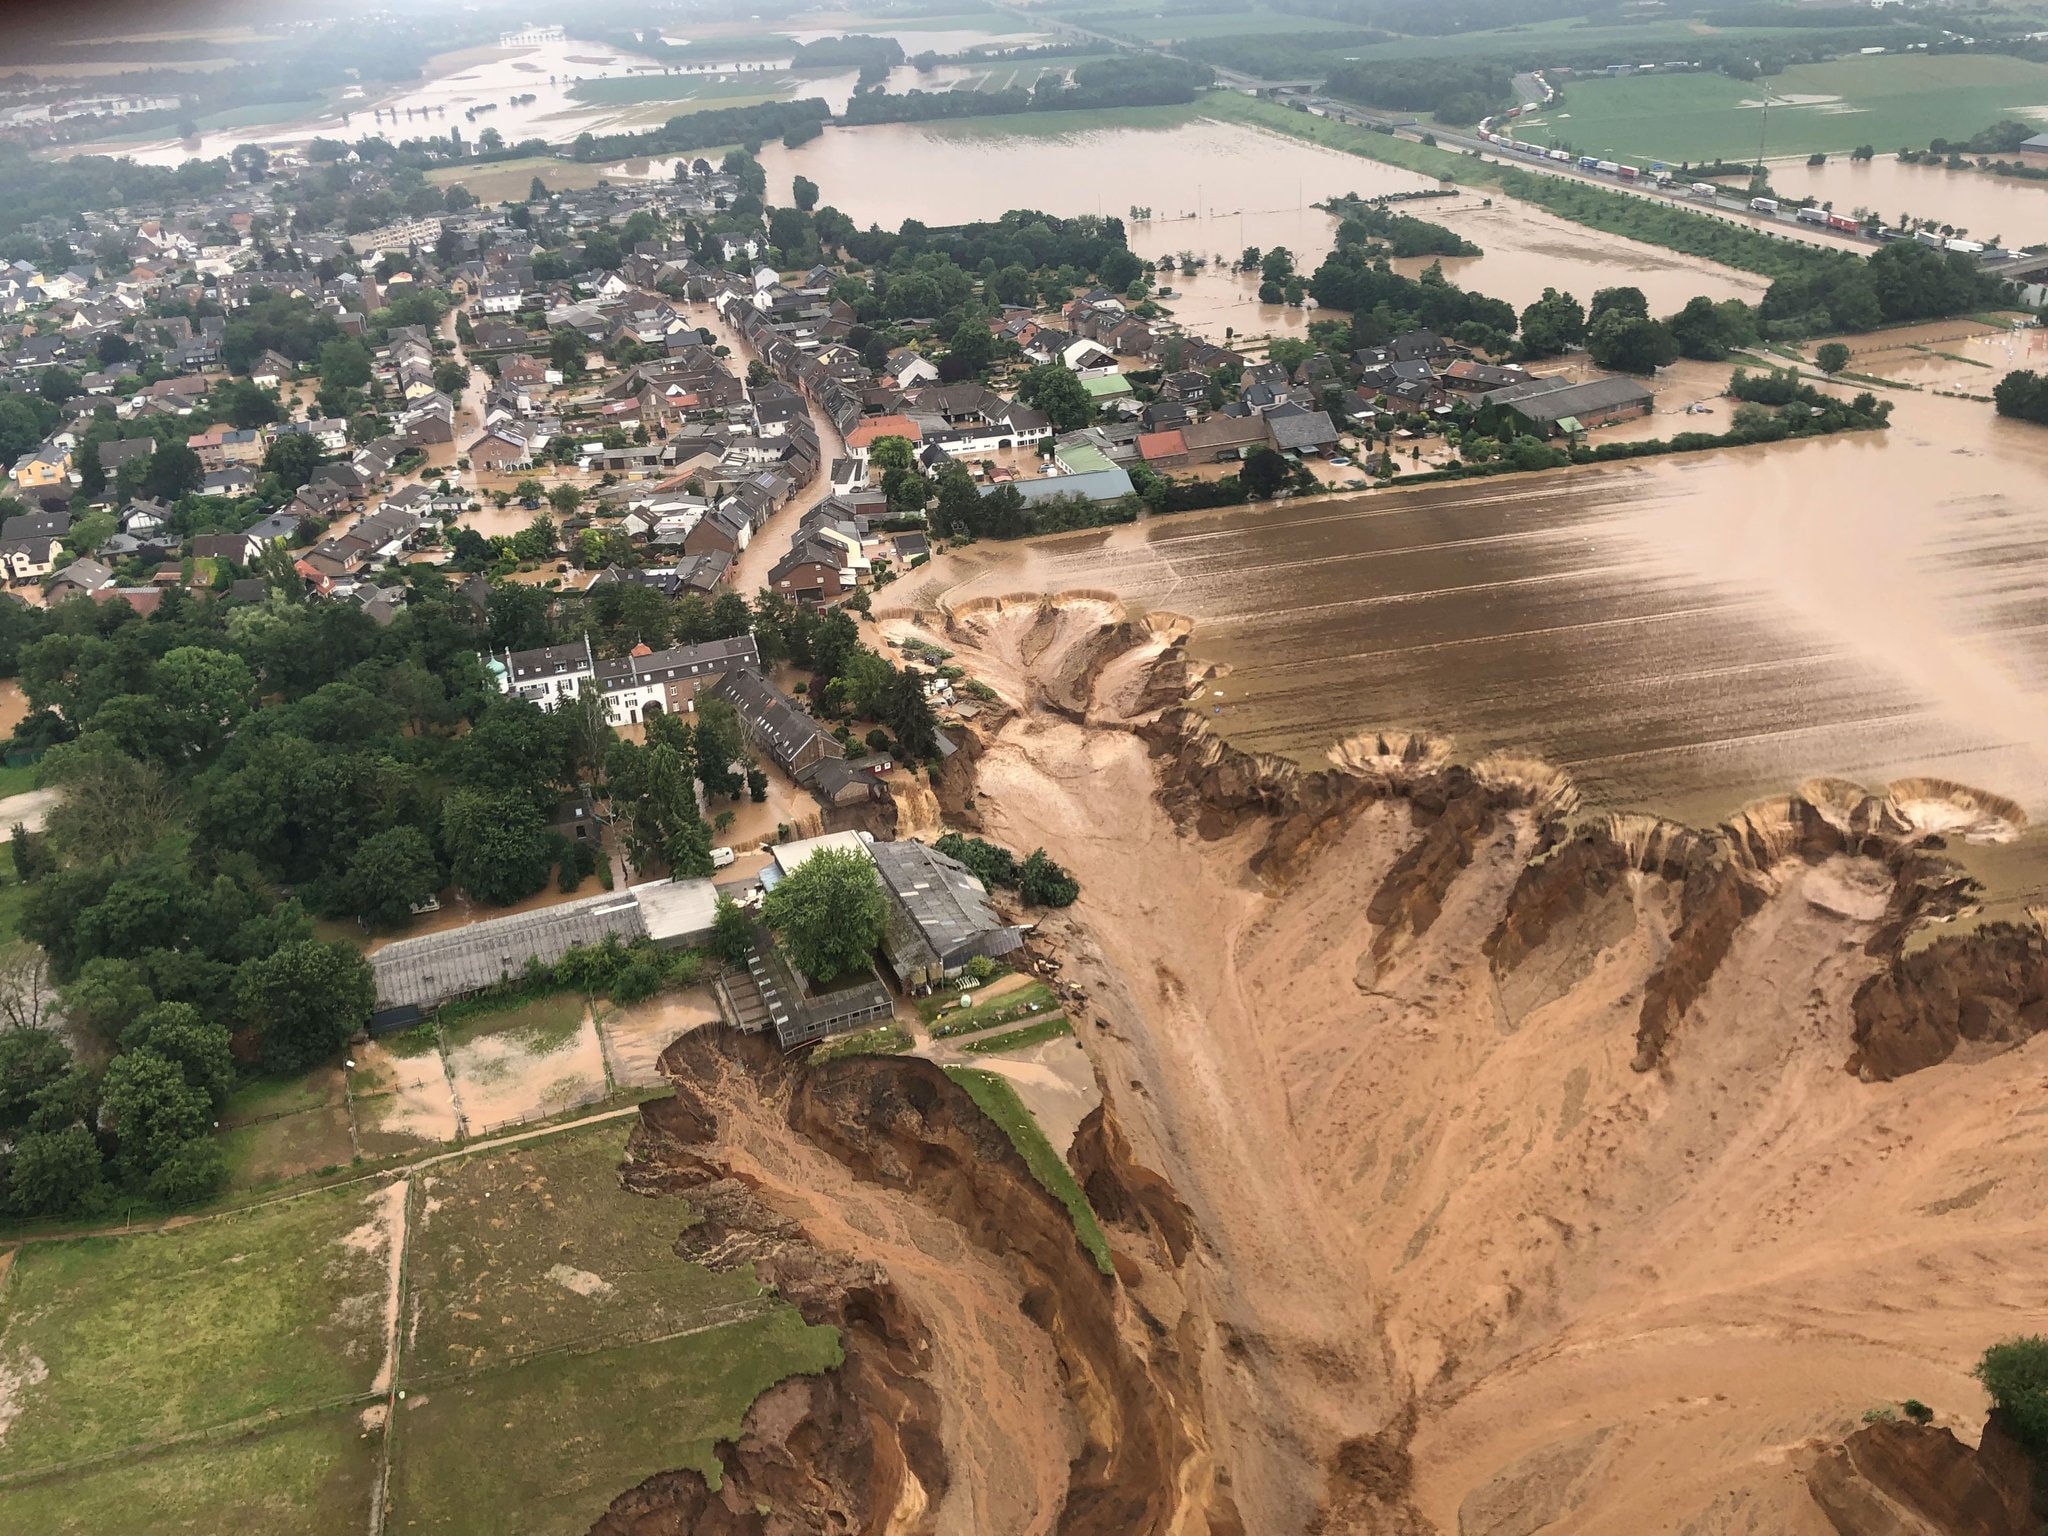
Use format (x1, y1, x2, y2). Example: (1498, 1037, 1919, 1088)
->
(0, 1027, 71, 1133)
(1587, 286, 1649, 325)
(1016, 363, 1093, 433)
(546, 483, 583, 518)
(154, 646, 255, 759)
(1241, 445, 1290, 499)
(693, 698, 746, 799)
(338, 826, 442, 927)
(1018, 848, 1080, 907)
(881, 667, 939, 760)
(317, 337, 373, 390)
(142, 441, 202, 501)
(941, 319, 993, 382)
(1976, 1337, 2048, 1453)
(99, 1048, 210, 1182)
(711, 895, 754, 965)
(122, 1001, 233, 1108)
(1816, 342, 1850, 375)
(792, 174, 820, 212)
(10, 1124, 104, 1214)
(234, 939, 375, 1073)
(442, 790, 552, 906)
(1586, 310, 1678, 375)
(1518, 287, 1585, 357)
(760, 846, 887, 983)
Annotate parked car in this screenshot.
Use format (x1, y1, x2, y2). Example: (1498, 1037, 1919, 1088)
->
(710, 846, 735, 868)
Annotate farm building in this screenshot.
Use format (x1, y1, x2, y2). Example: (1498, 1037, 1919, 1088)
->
(1481, 375, 1653, 436)
(367, 879, 720, 1029)
(871, 839, 1027, 990)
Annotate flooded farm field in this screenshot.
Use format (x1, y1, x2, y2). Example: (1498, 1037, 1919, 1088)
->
(763, 114, 1769, 316)
(892, 386, 2048, 865)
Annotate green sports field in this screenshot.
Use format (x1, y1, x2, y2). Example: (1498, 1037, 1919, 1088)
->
(1514, 53, 2048, 164)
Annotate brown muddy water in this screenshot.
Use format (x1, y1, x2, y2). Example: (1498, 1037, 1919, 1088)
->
(1765, 153, 2048, 246)
(895, 383, 2048, 908)
(760, 118, 1768, 315)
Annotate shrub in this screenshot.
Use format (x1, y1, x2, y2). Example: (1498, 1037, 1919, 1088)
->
(964, 954, 997, 985)
(1902, 1399, 1934, 1425)
(1976, 1337, 2048, 1452)
(610, 959, 664, 1004)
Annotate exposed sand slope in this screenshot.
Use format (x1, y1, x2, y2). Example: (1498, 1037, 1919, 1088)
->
(926, 596, 2048, 1535)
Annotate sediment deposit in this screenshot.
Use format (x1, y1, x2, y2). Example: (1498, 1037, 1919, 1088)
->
(601, 594, 2048, 1535)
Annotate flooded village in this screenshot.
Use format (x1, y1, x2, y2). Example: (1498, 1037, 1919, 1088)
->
(4, 3, 2048, 1535)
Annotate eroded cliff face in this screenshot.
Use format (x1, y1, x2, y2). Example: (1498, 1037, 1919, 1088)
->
(907, 595, 2048, 1536)
(596, 592, 2048, 1536)
(597, 1028, 1215, 1536)
(1805, 1413, 2042, 1536)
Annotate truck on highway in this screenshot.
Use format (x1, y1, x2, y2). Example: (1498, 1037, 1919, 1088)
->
(1616, 164, 1639, 181)
(1577, 155, 1600, 170)
(1825, 212, 1861, 234)
(1548, 148, 1570, 162)
(1595, 159, 1620, 175)
(1749, 196, 1780, 213)
(1796, 205, 1828, 225)
(1690, 181, 1719, 199)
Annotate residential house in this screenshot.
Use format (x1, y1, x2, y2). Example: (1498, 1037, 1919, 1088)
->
(709, 666, 844, 779)
(10, 441, 71, 493)
(47, 556, 115, 597)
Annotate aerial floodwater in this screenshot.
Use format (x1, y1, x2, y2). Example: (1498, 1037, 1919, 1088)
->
(897, 362, 2048, 887)
(1766, 153, 2048, 246)
(760, 114, 1771, 315)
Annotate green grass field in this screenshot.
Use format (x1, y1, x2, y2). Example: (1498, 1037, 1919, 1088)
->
(2, 1122, 843, 1533)
(1516, 53, 2048, 164)
(922, 978, 1063, 1037)
(809, 1022, 914, 1062)
(403, 1123, 774, 1379)
(0, 763, 40, 798)
(944, 1066, 1113, 1275)
(0, 1185, 392, 1475)
(386, 1318, 839, 1536)
(425, 155, 626, 202)
(0, 1409, 377, 1536)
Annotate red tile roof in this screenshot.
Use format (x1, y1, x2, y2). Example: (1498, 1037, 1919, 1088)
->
(846, 414, 922, 449)
(1137, 429, 1188, 461)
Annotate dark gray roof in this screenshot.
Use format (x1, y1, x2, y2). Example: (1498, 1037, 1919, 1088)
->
(370, 892, 647, 1014)
(1266, 409, 1339, 451)
(711, 666, 841, 771)
(1482, 374, 1653, 423)
(872, 838, 1026, 984)
(591, 632, 759, 693)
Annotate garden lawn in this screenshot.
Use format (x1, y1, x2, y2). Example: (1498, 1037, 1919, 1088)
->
(0, 1407, 378, 1536)
(0, 1184, 394, 1473)
(921, 979, 1062, 1037)
(384, 1305, 840, 1535)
